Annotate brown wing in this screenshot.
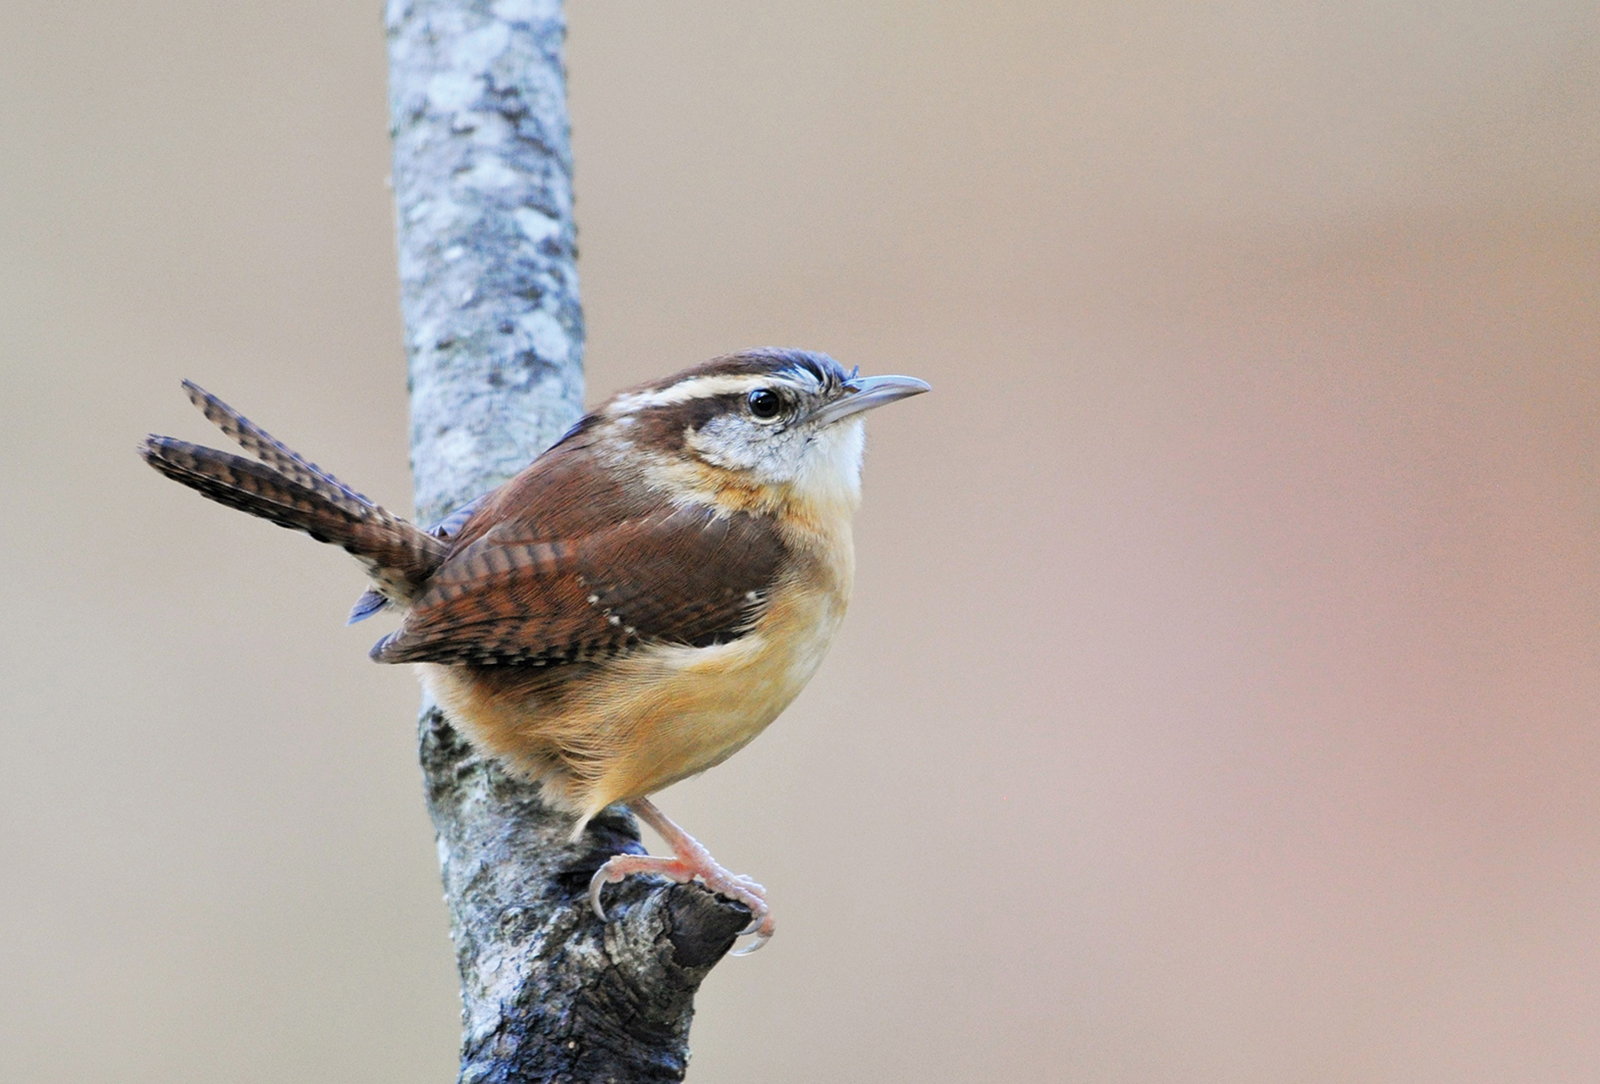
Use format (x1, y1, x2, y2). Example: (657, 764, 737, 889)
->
(371, 507, 786, 666)
(369, 431, 787, 666)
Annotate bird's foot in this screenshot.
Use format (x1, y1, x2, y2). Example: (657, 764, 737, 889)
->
(588, 799, 775, 955)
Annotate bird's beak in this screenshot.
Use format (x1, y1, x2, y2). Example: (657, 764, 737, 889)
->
(811, 374, 931, 427)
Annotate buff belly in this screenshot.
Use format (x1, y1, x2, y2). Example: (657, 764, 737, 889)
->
(418, 575, 847, 826)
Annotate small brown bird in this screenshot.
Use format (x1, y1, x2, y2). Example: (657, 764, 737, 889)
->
(141, 349, 927, 952)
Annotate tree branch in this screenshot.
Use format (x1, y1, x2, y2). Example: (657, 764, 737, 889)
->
(386, 2, 749, 1079)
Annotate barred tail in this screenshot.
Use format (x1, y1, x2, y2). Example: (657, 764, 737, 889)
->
(139, 383, 448, 602)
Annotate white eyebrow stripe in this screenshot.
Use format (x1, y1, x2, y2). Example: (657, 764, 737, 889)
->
(607, 371, 816, 413)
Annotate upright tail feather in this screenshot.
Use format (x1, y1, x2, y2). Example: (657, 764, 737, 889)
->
(140, 384, 449, 604)
(180, 381, 380, 516)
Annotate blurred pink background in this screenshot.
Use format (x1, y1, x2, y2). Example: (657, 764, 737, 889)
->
(2, 2, 1597, 1081)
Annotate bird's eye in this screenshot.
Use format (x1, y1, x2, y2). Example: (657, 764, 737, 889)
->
(747, 388, 783, 420)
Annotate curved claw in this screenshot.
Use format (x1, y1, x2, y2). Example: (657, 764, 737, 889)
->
(589, 865, 613, 922)
(729, 929, 772, 956)
(729, 899, 775, 955)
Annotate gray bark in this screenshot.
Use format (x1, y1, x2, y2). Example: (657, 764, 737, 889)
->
(386, 2, 750, 1080)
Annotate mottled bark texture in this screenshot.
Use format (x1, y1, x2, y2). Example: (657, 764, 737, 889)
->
(387, 2, 750, 1080)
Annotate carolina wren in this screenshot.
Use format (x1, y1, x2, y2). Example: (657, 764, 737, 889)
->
(141, 349, 928, 952)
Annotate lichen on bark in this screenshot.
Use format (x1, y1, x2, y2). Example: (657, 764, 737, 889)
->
(387, 2, 749, 1079)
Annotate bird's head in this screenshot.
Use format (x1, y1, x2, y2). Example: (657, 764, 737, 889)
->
(599, 349, 930, 514)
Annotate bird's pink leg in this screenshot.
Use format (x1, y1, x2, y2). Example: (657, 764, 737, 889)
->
(589, 797, 775, 955)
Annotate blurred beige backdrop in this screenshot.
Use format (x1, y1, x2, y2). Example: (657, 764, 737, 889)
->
(3, 2, 1598, 1081)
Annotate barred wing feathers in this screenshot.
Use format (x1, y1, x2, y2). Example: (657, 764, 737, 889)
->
(370, 506, 787, 667)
